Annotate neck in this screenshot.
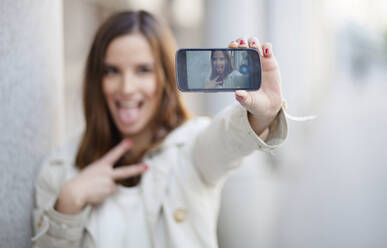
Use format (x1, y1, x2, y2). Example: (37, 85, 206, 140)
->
(123, 126, 153, 156)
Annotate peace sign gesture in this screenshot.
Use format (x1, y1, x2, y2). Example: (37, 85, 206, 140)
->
(55, 139, 148, 215)
(229, 37, 283, 138)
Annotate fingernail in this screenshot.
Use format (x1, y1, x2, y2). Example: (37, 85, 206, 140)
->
(142, 164, 149, 170)
(240, 39, 246, 45)
(124, 138, 132, 146)
(235, 95, 244, 101)
(236, 90, 248, 97)
(235, 90, 247, 101)
(252, 41, 256, 45)
(265, 48, 270, 55)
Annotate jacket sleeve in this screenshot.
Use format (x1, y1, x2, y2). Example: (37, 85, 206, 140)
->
(193, 103, 288, 186)
(32, 157, 91, 248)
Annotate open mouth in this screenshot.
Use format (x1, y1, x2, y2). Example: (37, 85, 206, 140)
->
(116, 100, 144, 124)
(216, 66, 224, 73)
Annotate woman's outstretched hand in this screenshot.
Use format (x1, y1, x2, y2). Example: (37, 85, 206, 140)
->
(229, 37, 283, 139)
(55, 139, 148, 215)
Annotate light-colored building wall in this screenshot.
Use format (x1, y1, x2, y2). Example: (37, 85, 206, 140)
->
(0, 1, 64, 247)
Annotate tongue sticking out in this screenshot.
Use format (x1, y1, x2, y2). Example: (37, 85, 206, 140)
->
(118, 107, 140, 124)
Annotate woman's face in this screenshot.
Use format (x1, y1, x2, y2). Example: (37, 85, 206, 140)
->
(102, 33, 158, 136)
(212, 51, 226, 75)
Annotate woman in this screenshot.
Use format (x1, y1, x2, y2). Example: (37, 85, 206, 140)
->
(204, 50, 249, 89)
(32, 10, 287, 248)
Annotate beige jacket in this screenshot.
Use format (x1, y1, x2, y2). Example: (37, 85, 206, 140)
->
(32, 103, 288, 248)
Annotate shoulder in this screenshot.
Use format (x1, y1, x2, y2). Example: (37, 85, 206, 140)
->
(47, 134, 82, 163)
(35, 134, 83, 194)
(229, 70, 242, 78)
(224, 70, 242, 82)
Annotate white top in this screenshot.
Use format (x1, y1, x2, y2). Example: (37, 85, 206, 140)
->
(214, 70, 249, 89)
(87, 186, 152, 248)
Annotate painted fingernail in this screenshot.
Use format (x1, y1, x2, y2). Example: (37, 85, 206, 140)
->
(236, 90, 248, 96)
(265, 48, 270, 55)
(235, 92, 246, 100)
(240, 39, 246, 45)
(252, 41, 256, 45)
(125, 138, 132, 146)
(142, 164, 149, 170)
(235, 95, 243, 101)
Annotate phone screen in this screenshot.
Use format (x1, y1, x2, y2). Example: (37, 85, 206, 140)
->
(176, 48, 261, 92)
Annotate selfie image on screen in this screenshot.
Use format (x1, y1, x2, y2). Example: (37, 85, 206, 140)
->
(186, 50, 254, 89)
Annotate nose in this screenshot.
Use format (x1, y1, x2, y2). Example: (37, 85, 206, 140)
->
(121, 72, 138, 95)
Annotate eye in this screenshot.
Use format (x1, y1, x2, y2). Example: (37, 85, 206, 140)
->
(136, 64, 154, 74)
(104, 66, 119, 75)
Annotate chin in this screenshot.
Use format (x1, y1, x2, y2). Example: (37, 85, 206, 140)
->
(115, 118, 149, 136)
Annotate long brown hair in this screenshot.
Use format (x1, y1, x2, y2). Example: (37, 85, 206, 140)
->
(75, 10, 190, 186)
(209, 50, 233, 80)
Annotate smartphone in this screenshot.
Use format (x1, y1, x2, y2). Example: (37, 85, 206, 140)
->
(175, 48, 261, 92)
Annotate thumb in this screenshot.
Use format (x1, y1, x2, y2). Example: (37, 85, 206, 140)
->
(235, 90, 253, 109)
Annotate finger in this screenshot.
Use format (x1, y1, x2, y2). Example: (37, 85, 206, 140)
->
(235, 90, 254, 109)
(259, 42, 279, 73)
(262, 43, 273, 58)
(237, 37, 248, 48)
(108, 183, 118, 195)
(228, 40, 238, 48)
(248, 37, 263, 56)
(99, 138, 132, 165)
(112, 163, 148, 181)
(235, 37, 243, 44)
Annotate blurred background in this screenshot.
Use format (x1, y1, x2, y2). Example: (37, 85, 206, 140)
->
(1, 0, 387, 247)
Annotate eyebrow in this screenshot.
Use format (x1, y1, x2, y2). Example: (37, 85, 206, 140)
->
(103, 62, 118, 67)
(103, 61, 155, 66)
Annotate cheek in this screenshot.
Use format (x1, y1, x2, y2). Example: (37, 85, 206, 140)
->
(142, 77, 158, 98)
(102, 78, 120, 100)
(141, 78, 160, 114)
(142, 80, 160, 123)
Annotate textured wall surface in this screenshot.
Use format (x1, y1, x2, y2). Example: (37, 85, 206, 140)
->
(0, 1, 64, 247)
(186, 51, 211, 88)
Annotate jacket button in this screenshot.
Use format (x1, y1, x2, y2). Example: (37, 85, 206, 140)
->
(173, 208, 187, 223)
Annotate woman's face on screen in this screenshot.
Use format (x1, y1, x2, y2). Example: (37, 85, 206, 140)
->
(212, 51, 226, 75)
(102, 33, 159, 136)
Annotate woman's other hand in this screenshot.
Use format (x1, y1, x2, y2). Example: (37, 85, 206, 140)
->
(55, 139, 148, 215)
(229, 37, 283, 139)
